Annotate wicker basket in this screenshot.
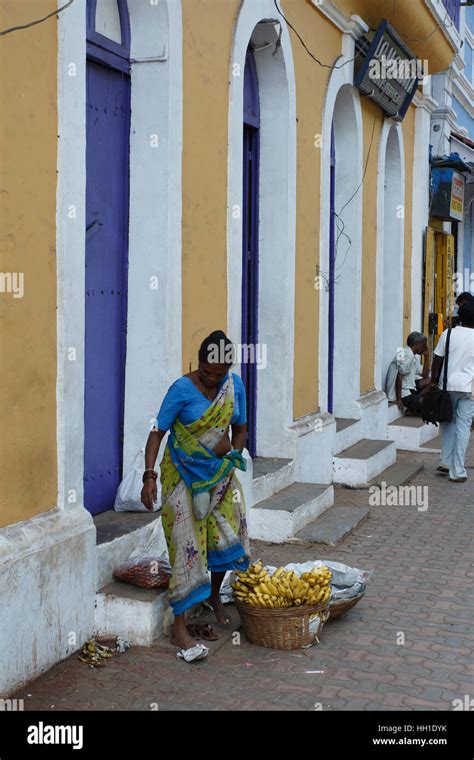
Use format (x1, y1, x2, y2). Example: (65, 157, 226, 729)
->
(328, 590, 365, 621)
(235, 600, 330, 650)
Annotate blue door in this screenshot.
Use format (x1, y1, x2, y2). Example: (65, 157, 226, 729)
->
(84, 2, 131, 515)
(242, 48, 260, 457)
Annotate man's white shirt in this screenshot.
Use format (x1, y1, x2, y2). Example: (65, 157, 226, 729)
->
(434, 326, 474, 393)
(385, 347, 419, 402)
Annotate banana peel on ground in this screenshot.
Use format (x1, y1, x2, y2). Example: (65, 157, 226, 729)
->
(78, 638, 116, 668)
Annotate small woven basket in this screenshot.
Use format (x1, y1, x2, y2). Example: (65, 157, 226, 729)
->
(235, 600, 330, 650)
(328, 590, 365, 621)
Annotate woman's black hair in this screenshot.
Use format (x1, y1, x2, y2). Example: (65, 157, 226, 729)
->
(198, 330, 234, 364)
(458, 301, 474, 327)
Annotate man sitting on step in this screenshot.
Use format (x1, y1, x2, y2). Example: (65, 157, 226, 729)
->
(385, 332, 431, 414)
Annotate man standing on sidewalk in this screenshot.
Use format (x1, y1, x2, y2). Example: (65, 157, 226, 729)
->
(431, 301, 474, 483)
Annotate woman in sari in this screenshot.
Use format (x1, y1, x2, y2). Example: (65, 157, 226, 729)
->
(140, 330, 250, 658)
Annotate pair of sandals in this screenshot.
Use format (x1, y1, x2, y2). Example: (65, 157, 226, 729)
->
(437, 465, 467, 482)
(175, 623, 218, 663)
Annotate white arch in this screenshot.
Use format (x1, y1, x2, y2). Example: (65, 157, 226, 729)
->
(375, 120, 405, 391)
(123, 0, 183, 468)
(227, 0, 297, 457)
(319, 55, 363, 419)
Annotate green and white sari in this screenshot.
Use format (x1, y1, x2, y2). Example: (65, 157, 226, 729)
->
(159, 375, 250, 615)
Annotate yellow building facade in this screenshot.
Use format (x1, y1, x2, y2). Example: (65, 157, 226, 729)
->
(0, 0, 458, 694)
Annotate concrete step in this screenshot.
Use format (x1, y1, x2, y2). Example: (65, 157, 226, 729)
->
(371, 461, 424, 488)
(252, 456, 295, 505)
(333, 417, 362, 455)
(420, 433, 442, 453)
(294, 505, 369, 546)
(249, 482, 334, 543)
(93, 580, 172, 646)
(333, 438, 396, 487)
(94, 510, 167, 591)
(387, 415, 439, 451)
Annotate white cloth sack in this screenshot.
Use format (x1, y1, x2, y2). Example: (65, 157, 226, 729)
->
(114, 448, 160, 512)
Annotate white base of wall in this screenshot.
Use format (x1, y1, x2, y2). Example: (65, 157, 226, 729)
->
(387, 401, 402, 423)
(0, 507, 96, 697)
(358, 390, 389, 439)
(290, 412, 336, 484)
(93, 583, 173, 646)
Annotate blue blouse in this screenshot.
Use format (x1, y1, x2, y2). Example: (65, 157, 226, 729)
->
(156, 372, 247, 431)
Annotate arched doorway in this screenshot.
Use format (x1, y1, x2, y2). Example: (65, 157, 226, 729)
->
(329, 85, 362, 418)
(242, 47, 260, 457)
(377, 124, 404, 389)
(228, 10, 296, 459)
(84, 0, 131, 514)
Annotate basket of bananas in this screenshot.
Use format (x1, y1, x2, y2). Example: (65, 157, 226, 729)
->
(232, 560, 332, 650)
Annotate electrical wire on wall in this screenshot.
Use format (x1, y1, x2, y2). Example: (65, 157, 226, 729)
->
(317, 113, 378, 289)
(272, 0, 365, 71)
(0, 0, 75, 37)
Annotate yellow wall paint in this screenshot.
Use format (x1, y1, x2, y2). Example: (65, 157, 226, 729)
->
(360, 102, 384, 395)
(180, 0, 446, 421)
(285, 0, 342, 418)
(334, 0, 455, 71)
(402, 104, 416, 342)
(181, 0, 240, 372)
(0, 1, 58, 529)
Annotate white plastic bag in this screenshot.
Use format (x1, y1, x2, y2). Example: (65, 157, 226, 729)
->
(129, 519, 168, 558)
(114, 448, 160, 512)
(262, 559, 373, 603)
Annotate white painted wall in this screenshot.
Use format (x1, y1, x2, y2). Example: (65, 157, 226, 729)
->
(95, 0, 122, 43)
(123, 0, 183, 470)
(331, 84, 363, 418)
(56, 0, 87, 514)
(318, 24, 365, 419)
(227, 0, 296, 457)
(411, 93, 434, 333)
(0, 508, 96, 696)
(376, 123, 405, 390)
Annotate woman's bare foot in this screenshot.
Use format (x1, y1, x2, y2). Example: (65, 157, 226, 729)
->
(170, 623, 199, 650)
(207, 596, 231, 625)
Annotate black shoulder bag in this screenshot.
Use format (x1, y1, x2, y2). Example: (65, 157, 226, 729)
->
(419, 329, 453, 426)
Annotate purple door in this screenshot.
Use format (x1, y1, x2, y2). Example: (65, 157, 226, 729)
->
(84, 2, 131, 515)
(242, 48, 260, 457)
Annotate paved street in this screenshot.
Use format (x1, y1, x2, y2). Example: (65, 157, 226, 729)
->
(13, 443, 474, 712)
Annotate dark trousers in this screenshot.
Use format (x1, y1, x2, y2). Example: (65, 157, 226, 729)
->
(402, 389, 421, 412)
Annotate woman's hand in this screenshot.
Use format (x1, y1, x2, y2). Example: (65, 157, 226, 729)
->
(212, 432, 232, 458)
(141, 479, 158, 511)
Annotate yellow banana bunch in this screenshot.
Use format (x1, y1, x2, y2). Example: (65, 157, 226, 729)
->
(232, 563, 332, 608)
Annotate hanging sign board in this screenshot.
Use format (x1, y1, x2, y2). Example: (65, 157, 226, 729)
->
(354, 19, 420, 121)
(431, 168, 465, 222)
